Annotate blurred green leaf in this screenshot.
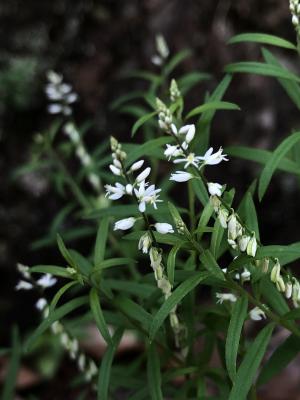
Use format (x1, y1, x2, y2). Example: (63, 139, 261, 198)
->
(228, 33, 297, 50)
(147, 343, 163, 400)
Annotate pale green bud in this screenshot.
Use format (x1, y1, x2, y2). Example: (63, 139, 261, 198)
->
(210, 195, 221, 212)
(238, 235, 251, 252)
(170, 79, 181, 102)
(270, 259, 281, 283)
(218, 207, 229, 228)
(149, 247, 162, 270)
(246, 233, 257, 257)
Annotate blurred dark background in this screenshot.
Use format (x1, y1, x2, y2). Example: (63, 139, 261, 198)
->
(1, 0, 300, 397)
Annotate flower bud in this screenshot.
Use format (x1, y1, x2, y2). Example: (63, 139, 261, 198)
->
(246, 233, 257, 257)
(149, 247, 162, 270)
(136, 167, 151, 183)
(138, 233, 152, 254)
(130, 159, 144, 172)
(114, 217, 136, 231)
(210, 195, 221, 212)
(270, 259, 281, 283)
(218, 206, 229, 229)
(238, 235, 251, 252)
(292, 278, 300, 308)
(285, 281, 293, 299)
(109, 164, 121, 176)
(154, 222, 174, 234)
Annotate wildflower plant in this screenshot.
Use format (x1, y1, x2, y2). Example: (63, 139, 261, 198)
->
(11, 12, 300, 400)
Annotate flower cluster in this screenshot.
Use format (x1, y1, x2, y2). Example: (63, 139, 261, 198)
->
(159, 113, 228, 182)
(45, 71, 78, 116)
(151, 34, 169, 66)
(290, 0, 300, 35)
(16, 263, 57, 291)
(37, 299, 97, 382)
(64, 122, 102, 193)
(105, 136, 166, 231)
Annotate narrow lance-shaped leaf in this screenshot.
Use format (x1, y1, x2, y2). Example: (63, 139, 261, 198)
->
(228, 323, 274, 400)
(147, 342, 163, 400)
(89, 288, 112, 345)
(1, 327, 21, 400)
(131, 111, 158, 137)
(186, 101, 240, 119)
(125, 137, 172, 166)
(226, 145, 300, 177)
(167, 244, 181, 286)
(97, 328, 124, 400)
(258, 131, 300, 201)
(149, 272, 208, 341)
(228, 33, 297, 50)
(94, 217, 110, 266)
(225, 62, 300, 83)
(225, 296, 248, 382)
(258, 334, 300, 385)
(200, 249, 225, 280)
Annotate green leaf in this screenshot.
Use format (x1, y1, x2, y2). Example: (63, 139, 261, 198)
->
(89, 288, 112, 345)
(147, 343, 163, 400)
(125, 137, 172, 166)
(225, 62, 300, 83)
(131, 111, 157, 137)
(30, 265, 71, 278)
(186, 101, 240, 119)
(56, 234, 76, 268)
(110, 91, 145, 110)
(240, 192, 260, 240)
(163, 49, 192, 76)
(196, 201, 214, 240)
(191, 178, 210, 207)
(260, 278, 289, 316)
(258, 131, 300, 201)
(49, 281, 78, 312)
(97, 328, 124, 400)
(25, 296, 88, 351)
(167, 245, 181, 286)
(94, 217, 110, 266)
(149, 272, 208, 341)
(225, 297, 248, 382)
(193, 74, 232, 152)
(228, 323, 274, 400)
(114, 296, 152, 331)
(258, 334, 300, 385)
(1, 327, 21, 400)
(262, 48, 300, 110)
(226, 145, 300, 176)
(168, 201, 187, 231)
(257, 243, 300, 266)
(200, 249, 225, 281)
(93, 257, 135, 271)
(228, 33, 297, 50)
(178, 72, 211, 95)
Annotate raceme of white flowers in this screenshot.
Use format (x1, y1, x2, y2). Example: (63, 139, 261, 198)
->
(290, 0, 300, 34)
(45, 71, 78, 116)
(37, 299, 97, 382)
(151, 34, 170, 66)
(64, 122, 102, 193)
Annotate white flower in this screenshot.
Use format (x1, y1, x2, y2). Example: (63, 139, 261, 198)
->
(78, 354, 86, 371)
(36, 298, 47, 311)
(292, 278, 300, 308)
(246, 233, 257, 257)
(164, 144, 182, 160)
(138, 232, 152, 254)
(216, 293, 237, 304)
(48, 104, 63, 114)
(113, 159, 122, 168)
(149, 247, 162, 269)
(151, 55, 163, 66)
(105, 182, 126, 200)
(180, 124, 195, 143)
(109, 164, 122, 176)
(249, 307, 266, 321)
(136, 167, 151, 183)
(285, 282, 293, 299)
(37, 274, 57, 288)
(170, 171, 194, 182)
(199, 147, 228, 165)
(114, 217, 136, 231)
(15, 280, 33, 291)
(173, 152, 202, 168)
(130, 159, 144, 172)
(125, 184, 133, 195)
(227, 213, 241, 241)
(134, 181, 162, 212)
(238, 235, 251, 252)
(235, 268, 251, 282)
(207, 182, 222, 197)
(218, 207, 229, 228)
(154, 223, 174, 234)
(228, 238, 238, 250)
(17, 263, 30, 279)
